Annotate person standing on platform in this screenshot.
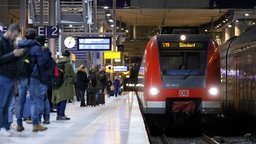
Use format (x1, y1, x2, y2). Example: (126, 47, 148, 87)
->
(99, 67, 107, 94)
(52, 50, 75, 120)
(89, 65, 101, 105)
(35, 36, 54, 124)
(76, 65, 88, 107)
(0, 24, 25, 136)
(17, 28, 48, 132)
(106, 78, 112, 97)
(113, 76, 121, 97)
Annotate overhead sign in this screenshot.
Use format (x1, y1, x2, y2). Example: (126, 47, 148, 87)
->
(114, 66, 128, 72)
(104, 51, 121, 59)
(34, 26, 59, 38)
(160, 42, 206, 49)
(77, 37, 112, 51)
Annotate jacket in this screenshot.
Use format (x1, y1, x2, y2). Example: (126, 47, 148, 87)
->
(18, 39, 46, 79)
(52, 57, 75, 104)
(90, 68, 102, 90)
(0, 35, 17, 79)
(76, 66, 88, 90)
(40, 47, 54, 85)
(113, 79, 120, 93)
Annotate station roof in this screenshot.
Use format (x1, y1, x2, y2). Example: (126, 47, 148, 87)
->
(116, 9, 229, 26)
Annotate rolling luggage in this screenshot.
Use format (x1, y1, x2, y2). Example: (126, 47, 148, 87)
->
(87, 86, 96, 106)
(109, 90, 114, 97)
(97, 93, 105, 105)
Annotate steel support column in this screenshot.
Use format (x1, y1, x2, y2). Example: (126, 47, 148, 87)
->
(39, 0, 44, 25)
(49, 0, 56, 58)
(20, 0, 26, 37)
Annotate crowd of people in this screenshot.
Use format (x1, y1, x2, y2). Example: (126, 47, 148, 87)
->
(0, 24, 122, 137)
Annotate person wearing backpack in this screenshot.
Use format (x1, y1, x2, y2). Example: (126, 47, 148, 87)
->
(35, 36, 54, 124)
(16, 28, 48, 132)
(76, 65, 88, 107)
(89, 65, 102, 105)
(52, 50, 75, 120)
(0, 24, 25, 137)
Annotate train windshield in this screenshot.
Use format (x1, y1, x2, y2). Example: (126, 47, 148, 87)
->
(160, 48, 207, 88)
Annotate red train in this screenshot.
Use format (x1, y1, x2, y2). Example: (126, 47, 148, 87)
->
(138, 33, 221, 119)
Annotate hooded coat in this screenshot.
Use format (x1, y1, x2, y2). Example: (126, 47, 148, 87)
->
(76, 65, 88, 90)
(89, 68, 102, 90)
(52, 56, 75, 104)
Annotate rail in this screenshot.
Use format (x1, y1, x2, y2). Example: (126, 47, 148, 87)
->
(201, 133, 220, 144)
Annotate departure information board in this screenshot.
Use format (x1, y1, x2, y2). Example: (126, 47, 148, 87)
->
(160, 42, 206, 49)
(77, 37, 112, 51)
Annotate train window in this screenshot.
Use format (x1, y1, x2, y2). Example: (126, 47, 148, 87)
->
(160, 50, 207, 88)
(160, 51, 206, 74)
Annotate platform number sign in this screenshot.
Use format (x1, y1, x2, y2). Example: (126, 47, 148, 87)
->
(35, 26, 59, 38)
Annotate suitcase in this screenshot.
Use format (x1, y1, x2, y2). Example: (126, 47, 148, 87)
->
(87, 88, 96, 106)
(97, 93, 105, 105)
(109, 90, 114, 97)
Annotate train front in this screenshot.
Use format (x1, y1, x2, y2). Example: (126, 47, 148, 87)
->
(139, 34, 221, 116)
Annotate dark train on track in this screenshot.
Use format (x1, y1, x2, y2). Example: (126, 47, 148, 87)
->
(137, 27, 221, 127)
(220, 26, 256, 116)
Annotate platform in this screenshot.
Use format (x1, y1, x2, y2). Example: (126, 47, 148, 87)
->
(0, 92, 149, 144)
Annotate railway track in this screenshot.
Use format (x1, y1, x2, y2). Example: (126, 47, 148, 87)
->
(150, 133, 220, 144)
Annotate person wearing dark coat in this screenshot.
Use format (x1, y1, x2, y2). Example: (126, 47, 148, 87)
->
(76, 65, 88, 107)
(106, 78, 112, 97)
(17, 28, 48, 132)
(113, 76, 121, 97)
(0, 24, 24, 136)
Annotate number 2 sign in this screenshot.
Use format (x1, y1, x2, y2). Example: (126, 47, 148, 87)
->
(35, 26, 59, 38)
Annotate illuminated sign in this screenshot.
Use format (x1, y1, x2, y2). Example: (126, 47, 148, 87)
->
(77, 37, 112, 51)
(114, 66, 128, 72)
(160, 42, 205, 49)
(162, 42, 171, 48)
(104, 51, 121, 59)
(71, 53, 76, 61)
(179, 42, 196, 48)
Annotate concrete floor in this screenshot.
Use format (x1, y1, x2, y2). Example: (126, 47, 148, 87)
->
(0, 92, 149, 144)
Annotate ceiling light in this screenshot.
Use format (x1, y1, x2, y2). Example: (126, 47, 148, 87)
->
(226, 19, 228, 21)
(204, 29, 208, 32)
(235, 20, 239, 23)
(245, 13, 249, 17)
(121, 28, 124, 30)
(228, 24, 232, 28)
(103, 6, 109, 9)
(69, 24, 72, 28)
(252, 22, 255, 25)
(125, 30, 129, 33)
(106, 13, 111, 17)
(108, 19, 113, 22)
(223, 20, 226, 23)
(110, 24, 114, 27)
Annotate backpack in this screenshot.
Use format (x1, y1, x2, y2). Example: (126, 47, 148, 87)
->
(17, 48, 34, 77)
(99, 71, 106, 84)
(89, 70, 97, 86)
(52, 62, 66, 88)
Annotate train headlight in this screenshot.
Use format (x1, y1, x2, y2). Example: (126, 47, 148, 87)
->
(149, 87, 160, 96)
(208, 87, 218, 96)
(180, 35, 186, 41)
